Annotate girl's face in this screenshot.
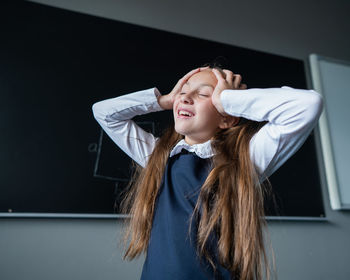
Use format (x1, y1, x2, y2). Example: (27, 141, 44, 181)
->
(173, 69, 226, 145)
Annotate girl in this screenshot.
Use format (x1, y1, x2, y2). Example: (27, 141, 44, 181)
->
(92, 65, 323, 280)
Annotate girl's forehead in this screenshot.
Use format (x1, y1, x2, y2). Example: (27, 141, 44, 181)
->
(187, 70, 218, 86)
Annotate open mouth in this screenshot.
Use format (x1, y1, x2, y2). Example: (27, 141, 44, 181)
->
(177, 109, 194, 118)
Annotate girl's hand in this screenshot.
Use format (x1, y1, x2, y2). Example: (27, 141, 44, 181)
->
(211, 68, 247, 116)
(157, 66, 210, 110)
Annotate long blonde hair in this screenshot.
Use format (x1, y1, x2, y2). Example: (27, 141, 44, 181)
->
(119, 69, 276, 280)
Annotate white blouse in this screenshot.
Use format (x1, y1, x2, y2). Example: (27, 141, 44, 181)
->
(92, 86, 323, 178)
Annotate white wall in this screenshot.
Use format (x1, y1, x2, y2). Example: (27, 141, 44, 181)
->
(1, 0, 350, 279)
(25, 0, 350, 61)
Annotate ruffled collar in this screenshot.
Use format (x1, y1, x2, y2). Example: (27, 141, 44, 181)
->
(169, 139, 215, 159)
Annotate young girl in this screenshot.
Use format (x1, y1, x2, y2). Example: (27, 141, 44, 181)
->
(92, 65, 323, 280)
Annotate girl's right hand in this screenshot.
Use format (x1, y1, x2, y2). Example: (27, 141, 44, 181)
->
(157, 66, 209, 110)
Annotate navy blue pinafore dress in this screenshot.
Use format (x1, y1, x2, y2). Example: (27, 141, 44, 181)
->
(140, 150, 233, 280)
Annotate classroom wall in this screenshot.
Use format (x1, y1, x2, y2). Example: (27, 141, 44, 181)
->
(1, 0, 350, 279)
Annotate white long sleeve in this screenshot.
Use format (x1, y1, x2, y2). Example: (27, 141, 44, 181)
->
(92, 86, 323, 177)
(92, 87, 163, 167)
(220, 86, 323, 177)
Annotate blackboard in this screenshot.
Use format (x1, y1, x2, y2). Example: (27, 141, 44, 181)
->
(0, 1, 325, 218)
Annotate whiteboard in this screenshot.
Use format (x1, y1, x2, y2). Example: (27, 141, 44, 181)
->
(309, 54, 350, 210)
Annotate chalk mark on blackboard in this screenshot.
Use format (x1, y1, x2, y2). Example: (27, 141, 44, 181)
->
(92, 121, 155, 182)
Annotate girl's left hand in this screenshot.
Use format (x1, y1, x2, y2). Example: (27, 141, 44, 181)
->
(211, 68, 247, 116)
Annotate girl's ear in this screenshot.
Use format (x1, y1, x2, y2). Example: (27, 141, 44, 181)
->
(219, 115, 240, 129)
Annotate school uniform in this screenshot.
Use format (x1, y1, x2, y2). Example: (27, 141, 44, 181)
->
(92, 86, 323, 279)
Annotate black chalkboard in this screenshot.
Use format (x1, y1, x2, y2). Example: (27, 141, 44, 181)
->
(0, 1, 325, 217)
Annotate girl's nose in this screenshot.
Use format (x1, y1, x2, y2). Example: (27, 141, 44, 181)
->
(180, 93, 194, 104)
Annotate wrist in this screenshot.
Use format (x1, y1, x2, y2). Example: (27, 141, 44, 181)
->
(157, 95, 172, 110)
(212, 92, 226, 115)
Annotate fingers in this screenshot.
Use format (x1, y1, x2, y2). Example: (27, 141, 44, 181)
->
(239, 83, 247, 89)
(179, 66, 209, 84)
(181, 68, 201, 81)
(223, 70, 234, 83)
(221, 69, 244, 89)
(174, 68, 199, 91)
(199, 66, 210, 71)
(171, 66, 210, 95)
(212, 68, 226, 83)
(183, 66, 209, 78)
(233, 74, 242, 89)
